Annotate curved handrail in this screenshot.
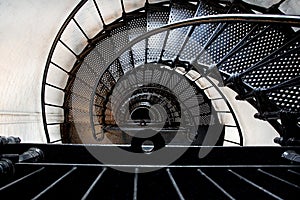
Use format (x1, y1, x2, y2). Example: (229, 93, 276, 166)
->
(95, 14, 300, 66)
(41, 0, 89, 143)
(90, 14, 300, 142)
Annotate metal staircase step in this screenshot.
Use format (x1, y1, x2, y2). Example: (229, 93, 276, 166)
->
(162, 1, 198, 60)
(146, 3, 170, 63)
(128, 15, 147, 67)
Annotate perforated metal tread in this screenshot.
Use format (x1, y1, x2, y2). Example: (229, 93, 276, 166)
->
(147, 3, 171, 63)
(128, 15, 147, 66)
(162, 1, 198, 60)
(198, 23, 254, 65)
(180, 1, 228, 61)
(220, 26, 287, 74)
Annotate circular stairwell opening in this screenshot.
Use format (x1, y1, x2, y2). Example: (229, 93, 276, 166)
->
(131, 107, 151, 122)
(87, 63, 230, 148)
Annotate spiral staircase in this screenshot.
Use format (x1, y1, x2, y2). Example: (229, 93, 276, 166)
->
(1, 0, 300, 199)
(40, 0, 300, 147)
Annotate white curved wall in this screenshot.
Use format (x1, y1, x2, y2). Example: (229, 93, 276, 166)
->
(0, 0, 79, 142)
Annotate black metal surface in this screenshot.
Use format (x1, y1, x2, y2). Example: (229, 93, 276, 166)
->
(0, 146, 44, 185)
(0, 144, 300, 199)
